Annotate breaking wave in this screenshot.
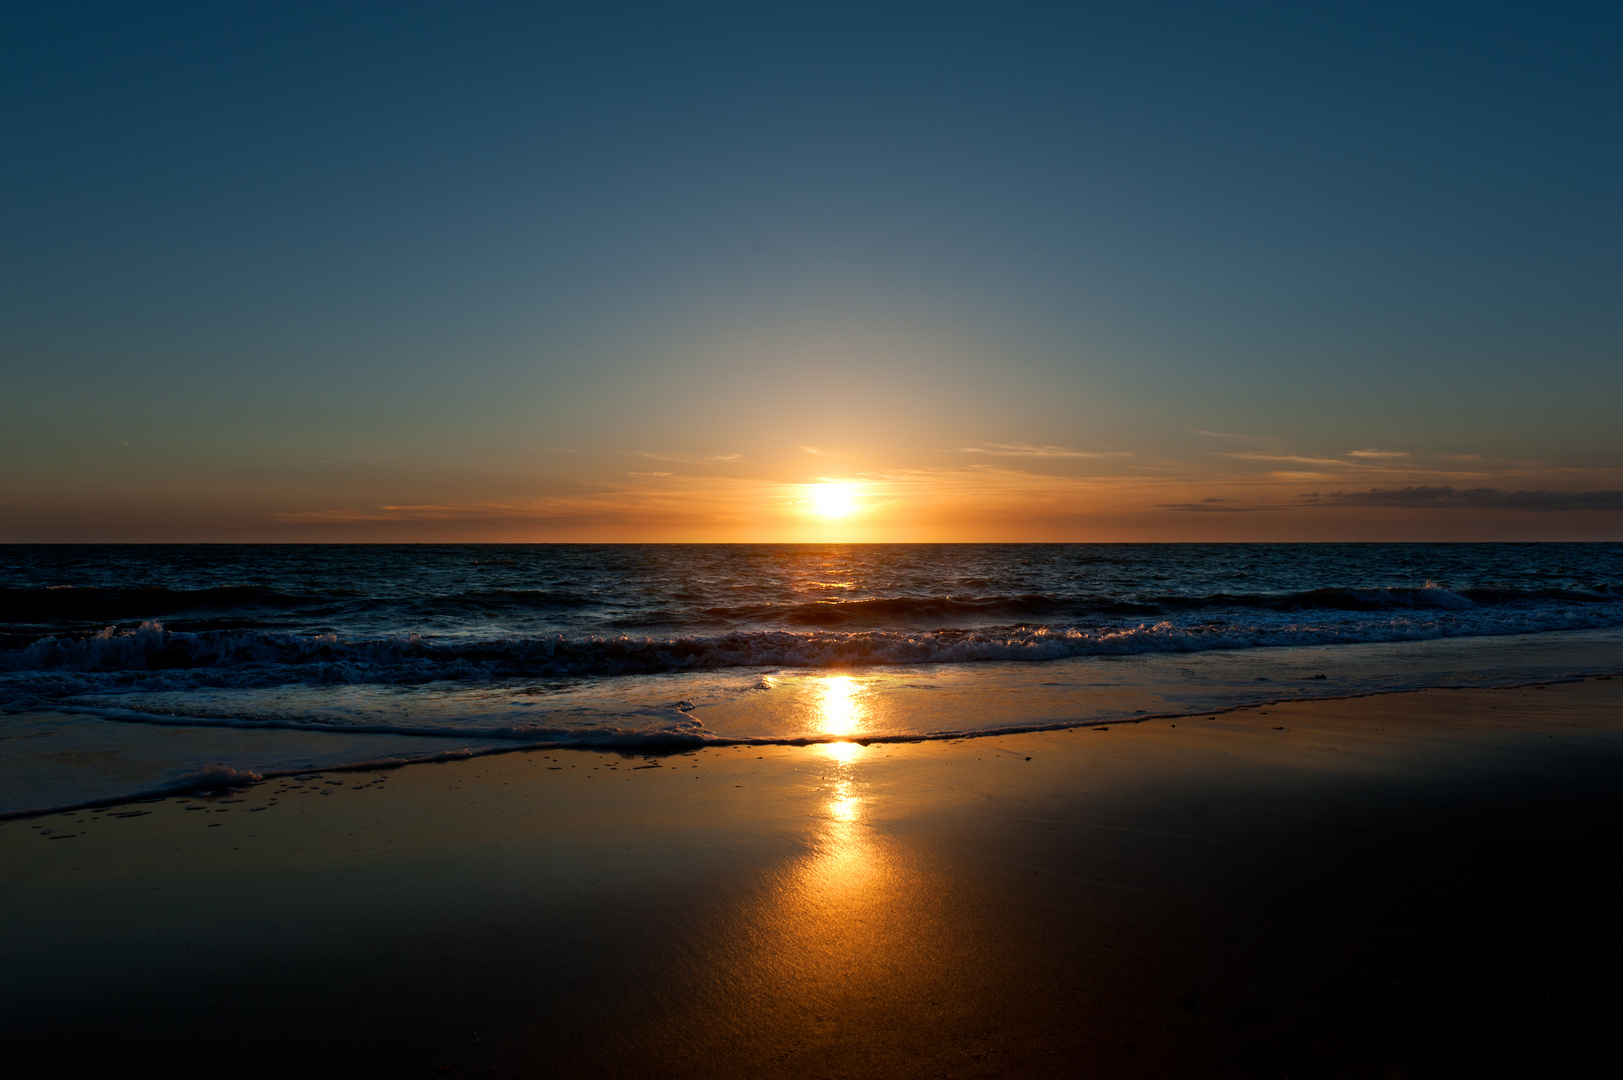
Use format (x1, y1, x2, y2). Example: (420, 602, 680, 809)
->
(4, 590, 1622, 700)
(710, 582, 1623, 627)
(7, 544, 1619, 818)
(8, 579, 1618, 639)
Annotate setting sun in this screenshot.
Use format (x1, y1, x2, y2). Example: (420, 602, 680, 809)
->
(808, 483, 860, 518)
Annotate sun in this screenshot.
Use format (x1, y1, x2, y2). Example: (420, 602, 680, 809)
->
(809, 483, 859, 518)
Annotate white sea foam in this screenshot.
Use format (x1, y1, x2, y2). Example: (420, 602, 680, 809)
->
(4, 544, 1619, 817)
(4, 599, 1621, 698)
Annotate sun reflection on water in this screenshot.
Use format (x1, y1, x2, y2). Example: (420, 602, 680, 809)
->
(728, 688, 931, 1021)
(820, 742, 865, 822)
(815, 675, 867, 739)
(812, 676, 872, 826)
(827, 790, 861, 821)
(819, 739, 863, 763)
(816, 747, 868, 874)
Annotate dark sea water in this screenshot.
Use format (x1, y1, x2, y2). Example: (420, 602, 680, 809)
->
(3, 543, 1621, 813)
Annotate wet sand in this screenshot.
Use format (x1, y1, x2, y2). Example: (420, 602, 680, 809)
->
(3, 678, 1621, 1077)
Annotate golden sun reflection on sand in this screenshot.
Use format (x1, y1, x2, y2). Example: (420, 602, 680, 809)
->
(818, 744, 865, 821)
(818, 739, 863, 763)
(812, 677, 872, 831)
(805, 674, 880, 889)
(810, 745, 873, 886)
(811, 680, 872, 863)
(726, 686, 948, 1031)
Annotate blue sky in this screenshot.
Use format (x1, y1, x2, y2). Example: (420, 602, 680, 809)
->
(3, 1, 1620, 540)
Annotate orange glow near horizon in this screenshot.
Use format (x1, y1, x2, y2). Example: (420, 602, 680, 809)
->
(60, 450, 1621, 543)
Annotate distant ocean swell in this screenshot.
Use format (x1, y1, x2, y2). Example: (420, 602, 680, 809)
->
(6, 545, 1619, 819)
(4, 597, 1622, 699)
(712, 583, 1623, 627)
(5, 581, 1621, 633)
(0, 585, 598, 627)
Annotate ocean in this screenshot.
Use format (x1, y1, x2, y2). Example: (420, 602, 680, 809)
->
(3, 543, 1620, 814)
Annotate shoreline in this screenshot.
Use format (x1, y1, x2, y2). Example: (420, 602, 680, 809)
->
(0, 665, 1610, 818)
(5, 677, 1623, 1075)
(3, 662, 1619, 822)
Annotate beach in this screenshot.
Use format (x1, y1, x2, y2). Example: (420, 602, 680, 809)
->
(4, 676, 1620, 1077)
(8, 2, 1623, 1073)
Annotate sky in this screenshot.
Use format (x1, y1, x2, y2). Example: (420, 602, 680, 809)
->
(3, 1, 1621, 542)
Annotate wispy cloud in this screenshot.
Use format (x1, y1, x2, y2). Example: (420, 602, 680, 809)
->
(1221, 452, 1366, 468)
(1346, 449, 1409, 459)
(635, 450, 745, 465)
(960, 443, 1130, 458)
(1196, 430, 1277, 444)
(1303, 487, 1623, 511)
(279, 503, 534, 523)
(274, 474, 790, 530)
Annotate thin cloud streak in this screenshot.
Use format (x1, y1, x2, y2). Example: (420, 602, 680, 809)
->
(1220, 452, 1376, 468)
(960, 443, 1130, 458)
(1196, 430, 1280, 444)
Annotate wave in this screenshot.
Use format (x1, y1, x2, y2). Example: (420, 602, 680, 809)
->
(0, 584, 606, 627)
(417, 588, 600, 608)
(0, 584, 331, 623)
(8, 581, 1618, 639)
(705, 582, 1623, 627)
(713, 594, 1146, 626)
(4, 596, 1622, 696)
(0, 763, 268, 821)
(44, 701, 708, 744)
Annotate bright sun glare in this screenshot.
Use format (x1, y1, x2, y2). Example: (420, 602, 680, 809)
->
(816, 675, 866, 738)
(809, 483, 859, 518)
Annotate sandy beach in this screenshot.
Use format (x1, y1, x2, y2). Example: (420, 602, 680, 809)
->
(9, 3, 1621, 1074)
(4, 677, 1621, 1078)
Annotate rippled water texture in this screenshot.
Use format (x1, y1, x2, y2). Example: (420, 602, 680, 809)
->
(2, 543, 1620, 812)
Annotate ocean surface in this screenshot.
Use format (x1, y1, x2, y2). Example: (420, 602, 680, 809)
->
(4, 543, 1621, 814)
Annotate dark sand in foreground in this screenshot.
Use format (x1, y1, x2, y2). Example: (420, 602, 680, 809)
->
(4, 679, 1622, 1077)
